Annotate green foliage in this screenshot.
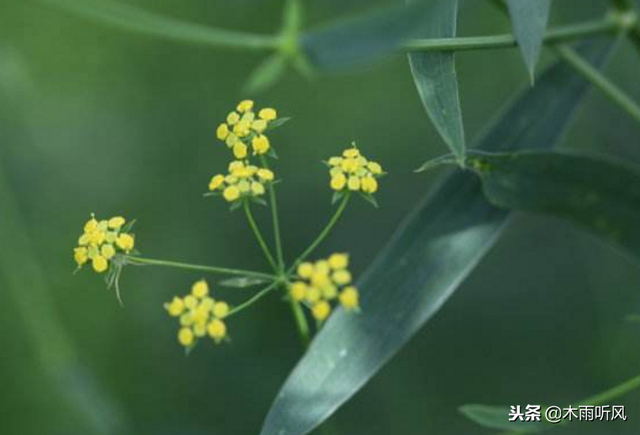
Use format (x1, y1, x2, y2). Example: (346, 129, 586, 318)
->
(466, 150, 640, 261)
(408, 0, 466, 164)
(506, 0, 552, 81)
(300, 1, 434, 71)
(258, 40, 616, 435)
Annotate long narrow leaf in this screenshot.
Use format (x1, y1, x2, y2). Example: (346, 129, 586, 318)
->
(506, 0, 552, 81)
(38, 0, 277, 50)
(301, 1, 435, 71)
(409, 0, 466, 163)
(259, 40, 616, 435)
(466, 150, 640, 260)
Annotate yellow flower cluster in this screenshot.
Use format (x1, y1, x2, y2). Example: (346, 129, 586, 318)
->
(289, 253, 360, 322)
(327, 146, 384, 194)
(216, 100, 278, 159)
(208, 160, 275, 203)
(74, 214, 135, 273)
(165, 280, 230, 348)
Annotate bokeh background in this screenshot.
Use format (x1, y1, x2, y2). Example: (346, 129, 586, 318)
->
(1, 0, 639, 434)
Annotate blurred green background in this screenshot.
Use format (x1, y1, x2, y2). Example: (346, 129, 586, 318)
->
(1, 0, 639, 434)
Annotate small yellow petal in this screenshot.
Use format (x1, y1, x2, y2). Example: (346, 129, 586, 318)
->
(213, 301, 229, 319)
(108, 216, 125, 229)
(347, 176, 361, 191)
(251, 135, 270, 155)
(191, 280, 209, 298)
(92, 255, 108, 273)
(290, 282, 307, 301)
(258, 108, 277, 121)
(216, 123, 229, 140)
(209, 174, 225, 191)
(328, 253, 349, 270)
(100, 244, 116, 260)
(233, 142, 248, 159)
(312, 301, 331, 321)
(298, 262, 314, 279)
(178, 327, 194, 347)
(237, 100, 254, 113)
(223, 185, 241, 202)
(339, 286, 359, 310)
(330, 173, 347, 191)
(207, 319, 227, 343)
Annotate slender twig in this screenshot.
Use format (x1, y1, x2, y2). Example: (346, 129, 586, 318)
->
(260, 156, 285, 270)
(243, 200, 279, 272)
(554, 45, 640, 126)
(39, 0, 280, 51)
(227, 281, 281, 317)
(404, 18, 619, 52)
(287, 193, 351, 275)
(124, 255, 275, 280)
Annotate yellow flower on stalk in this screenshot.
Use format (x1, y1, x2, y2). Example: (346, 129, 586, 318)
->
(165, 279, 230, 349)
(207, 160, 275, 204)
(73, 213, 136, 273)
(289, 253, 360, 323)
(326, 144, 384, 198)
(215, 100, 282, 158)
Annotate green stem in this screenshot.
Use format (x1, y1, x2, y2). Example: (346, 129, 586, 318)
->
(243, 199, 279, 272)
(287, 193, 351, 275)
(404, 18, 620, 52)
(124, 255, 275, 280)
(260, 156, 285, 270)
(289, 296, 311, 347)
(40, 0, 280, 51)
(227, 281, 281, 317)
(492, 373, 640, 435)
(553, 45, 640, 126)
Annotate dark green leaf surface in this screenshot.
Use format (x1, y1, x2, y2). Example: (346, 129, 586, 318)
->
(506, 0, 552, 81)
(459, 404, 546, 432)
(467, 150, 640, 260)
(259, 40, 616, 435)
(301, 1, 434, 72)
(409, 0, 466, 162)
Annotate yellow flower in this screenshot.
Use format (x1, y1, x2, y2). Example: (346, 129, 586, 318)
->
(208, 319, 227, 343)
(252, 135, 270, 155)
(259, 108, 277, 121)
(290, 282, 307, 301)
(84, 216, 98, 233)
(237, 100, 254, 113)
(233, 142, 248, 159)
(209, 174, 225, 191)
(116, 233, 135, 252)
(332, 269, 352, 285)
(328, 253, 349, 270)
(312, 301, 331, 321)
(339, 286, 359, 310)
(165, 297, 185, 317)
(227, 111, 240, 125)
(213, 302, 229, 319)
(223, 185, 241, 202)
(92, 255, 108, 273)
(252, 119, 267, 133)
(326, 145, 384, 197)
(216, 123, 229, 140)
(298, 262, 314, 279)
(74, 247, 88, 266)
(108, 216, 125, 229)
(191, 280, 209, 298)
(251, 182, 265, 196)
(178, 328, 194, 346)
(257, 168, 274, 181)
(100, 244, 116, 260)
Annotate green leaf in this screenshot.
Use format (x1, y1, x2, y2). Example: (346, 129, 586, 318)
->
(219, 276, 269, 288)
(301, 1, 434, 72)
(243, 55, 288, 94)
(466, 150, 640, 260)
(506, 0, 552, 82)
(38, 0, 277, 51)
(459, 404, 547, 432)
(259, 40, 616, 435)
(408, 0, 466, 163)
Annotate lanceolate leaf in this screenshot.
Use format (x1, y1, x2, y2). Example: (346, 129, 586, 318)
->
(459, 404, 546, 432)
(259, 40, 616, 435)
(301, 1, 434, 72)
(506, 0, 552, 81)
(408, 0, 466, 163)
(466, 150, 640, 260)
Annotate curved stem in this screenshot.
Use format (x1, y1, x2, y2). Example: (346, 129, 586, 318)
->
(227, 281, 281, 317)
(124, 255, 275, 280)
(404, 18, 619, 52)
(243, 200, 279, 272)
(289, 296, 311, 347)
(260, 156, 285, 270)
(287, 193, 350, 275)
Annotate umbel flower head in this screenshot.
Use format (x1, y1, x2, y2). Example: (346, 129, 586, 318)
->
(215, 100, 280, 159)
(208, 160, 275, 204)
(165, 279, 230, 349)
(289, 253, 360, 322)
(327, 144, 384, 204)
(74, 214, 135, 273)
